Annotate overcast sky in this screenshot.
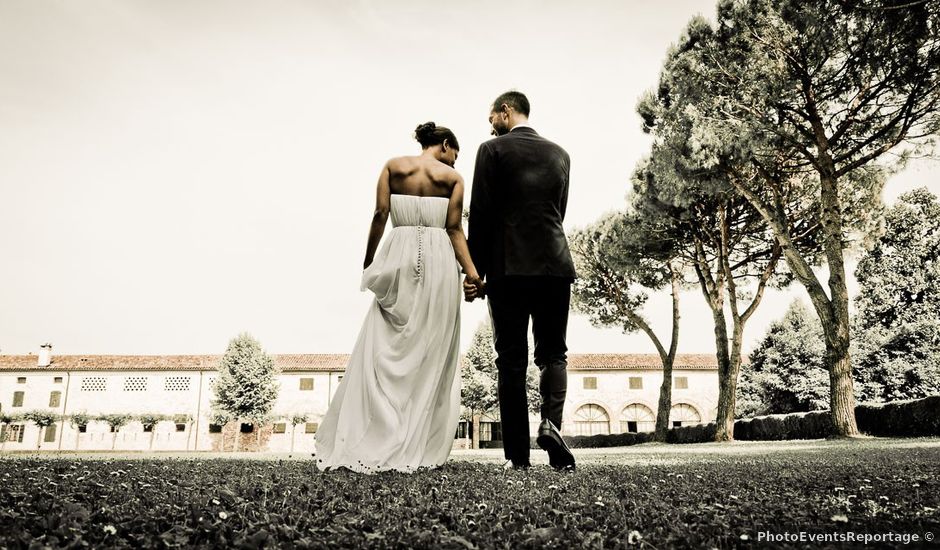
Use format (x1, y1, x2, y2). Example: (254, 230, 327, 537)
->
(0, 0, 936, 357)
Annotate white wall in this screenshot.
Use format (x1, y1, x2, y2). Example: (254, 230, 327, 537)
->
(1, 367, 717, 450)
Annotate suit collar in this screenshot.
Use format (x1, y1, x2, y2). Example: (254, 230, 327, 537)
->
(508, 125, 537, 135)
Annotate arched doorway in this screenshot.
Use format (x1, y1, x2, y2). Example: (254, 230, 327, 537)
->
(573, 404, 610, 436)
(620, 403, 656, 433)
(669, 403, 701, 428)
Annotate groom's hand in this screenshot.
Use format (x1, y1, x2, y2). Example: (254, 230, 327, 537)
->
(463, 275, 485, 302)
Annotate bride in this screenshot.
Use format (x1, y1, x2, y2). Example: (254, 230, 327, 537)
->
(315, 122, 483, 473)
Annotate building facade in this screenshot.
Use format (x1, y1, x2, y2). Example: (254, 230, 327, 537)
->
(0, 352, 718, 452)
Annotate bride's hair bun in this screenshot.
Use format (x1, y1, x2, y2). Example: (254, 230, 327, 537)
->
(414, 122, 438, 146)
(414, 121, 460, 151)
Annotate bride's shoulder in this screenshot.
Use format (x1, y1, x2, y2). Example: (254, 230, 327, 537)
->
(430, 162, 461, 185)
(386, 155, 412, 167)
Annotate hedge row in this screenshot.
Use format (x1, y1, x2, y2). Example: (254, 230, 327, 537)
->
(548, 395, 940, 448)
(855, 395, 940, 436)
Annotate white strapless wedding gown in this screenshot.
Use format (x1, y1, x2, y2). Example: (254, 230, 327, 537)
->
(315, 194, 462, 473)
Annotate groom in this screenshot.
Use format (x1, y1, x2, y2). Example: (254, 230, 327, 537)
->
(465, 91, 577, 471)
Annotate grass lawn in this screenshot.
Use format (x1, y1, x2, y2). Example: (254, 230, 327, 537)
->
(1, 437, 938, 549)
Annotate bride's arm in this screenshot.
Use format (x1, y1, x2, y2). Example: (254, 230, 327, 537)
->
(363, 163, 391, 269)
(446, 175, 480, 282)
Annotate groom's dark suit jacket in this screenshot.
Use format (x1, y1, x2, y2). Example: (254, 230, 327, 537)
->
(467, 127, 577, 282)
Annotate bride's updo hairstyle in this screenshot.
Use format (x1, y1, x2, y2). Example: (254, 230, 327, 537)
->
(414, 122, 460, 151)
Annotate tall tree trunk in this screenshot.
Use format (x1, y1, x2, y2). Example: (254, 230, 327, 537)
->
(729, 168, 859, 436)
(233, 422, 240, 453)
(824, 322, 857, 436)
(716, 322, 744, 441)
(290, 424, 297, 453)
(793, 89, 858, 436)
(37, 425, 44, 450)
(112, 429, 118, 450)
(692, 233, 734, 441)
(597, 257, 680, 442)
(818, 169, 859, 437)
(654, 356, 675, 440)
(471, 413, 481, 450)
(653, 265, 681, 442)
(149, 426, 156, 451)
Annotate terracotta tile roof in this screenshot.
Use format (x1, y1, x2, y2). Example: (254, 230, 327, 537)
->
(567, 353, 718, 370)
(0, 353, 718, 372)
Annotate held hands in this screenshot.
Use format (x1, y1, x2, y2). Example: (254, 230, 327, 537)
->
(463, 274, 486, 302)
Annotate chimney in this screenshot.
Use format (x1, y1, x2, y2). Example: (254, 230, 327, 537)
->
(38, 343, 52, 367)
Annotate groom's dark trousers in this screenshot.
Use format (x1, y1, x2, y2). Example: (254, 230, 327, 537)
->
(487, 276, 571, 463)
(467, 126, 577, 465)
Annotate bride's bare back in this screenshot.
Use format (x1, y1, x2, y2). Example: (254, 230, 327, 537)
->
(360, 123, 479, 288)
(386, 155, 459, 198)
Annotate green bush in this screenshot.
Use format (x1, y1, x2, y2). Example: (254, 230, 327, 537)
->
(21, 410, 59, 428)
(137, 414, 168, 430)
(666, 422, 716, 443)
(856, 395, 940, 436)
(565, 431, 655, 448)
(546, 396, 940, 447)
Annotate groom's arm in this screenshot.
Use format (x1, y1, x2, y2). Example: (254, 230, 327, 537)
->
(468, 143, 494, 282)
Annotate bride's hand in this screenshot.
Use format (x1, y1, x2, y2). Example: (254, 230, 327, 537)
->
(463, 274, 485, 302)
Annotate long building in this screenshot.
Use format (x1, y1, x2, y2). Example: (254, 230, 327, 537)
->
(0, 349, 718, 452)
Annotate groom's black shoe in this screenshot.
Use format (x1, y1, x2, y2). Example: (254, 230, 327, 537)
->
(536, 419, 576, 471)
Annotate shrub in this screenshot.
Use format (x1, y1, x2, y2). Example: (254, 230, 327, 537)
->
(666, 423, 716, 444)
(21, 410, 59, 428)
(856, 395, 940, 437)
(98, 413, 133, 432)
(68, 412, 92, 429)
(549, 396, 939, 447)
(137, 414, 168, 430)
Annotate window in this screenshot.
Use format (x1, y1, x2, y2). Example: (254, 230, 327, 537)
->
(583, 376, 597, 390)
(299, 378, 314, 391)
(208, 424, 223, 434)
(54, 377, 63, 384)
(337, 375, 343, 382)
(455, 422, 468, 439)
(49, 391, 61, 408)
(675, 377, 688, 390)
(164, 377, 191, 392)
(573, 404, 610, 436)
(80, 377, 107, 392)
(44, 424, 57, 443)
(305, 422, 318, 434)
(78, 424, 87, 433)
(669, 403, 702, 428)
(273, 423, 287, 434)
(143, 424, 154, 433)
(17, 377, 26, 384)
(12, 391, 24, 407)
(629, 377, 643, 390)
(175, 424, 186, 432)
(4, 424, 25, 443)
(620, 404, 656, 433)
(240, 423, 254, 433)
(124, 377, 148, 392)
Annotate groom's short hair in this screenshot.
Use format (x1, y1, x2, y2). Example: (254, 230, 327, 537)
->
(492, 91, 530, 117)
